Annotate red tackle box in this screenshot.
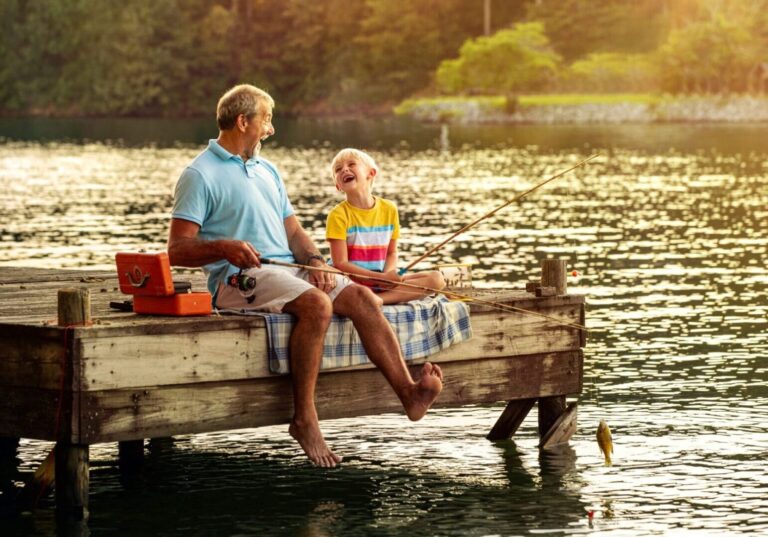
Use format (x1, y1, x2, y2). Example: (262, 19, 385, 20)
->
(115, 252, 212, 316)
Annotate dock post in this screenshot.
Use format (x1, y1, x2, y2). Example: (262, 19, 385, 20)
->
(0, 436, 20, 501)
(538, 396, 567, 437)
(541, 258, 567, 295)
(118, 440, 145, 472)
(538, 398, 578, 449)
(487, 399, 536, 440)
(55, 288, 91, 523)
(0, 436, 19, 467)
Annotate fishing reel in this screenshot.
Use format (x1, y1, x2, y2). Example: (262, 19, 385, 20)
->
(228, 270, 256, 292)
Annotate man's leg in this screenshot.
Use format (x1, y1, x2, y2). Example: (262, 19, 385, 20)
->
(282, 288, 342, 468)
(332, 285, 443, 421)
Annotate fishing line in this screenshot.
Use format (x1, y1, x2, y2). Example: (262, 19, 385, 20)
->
(254, 258, 588, 332)
(402, 153, 600, 273)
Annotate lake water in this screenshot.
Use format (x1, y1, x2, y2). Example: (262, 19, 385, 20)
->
(0, 119, 767, 536)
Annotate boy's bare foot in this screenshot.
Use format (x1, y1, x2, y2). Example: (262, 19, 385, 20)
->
(403, 362, 444, 421)
(289, 418, 343, 468)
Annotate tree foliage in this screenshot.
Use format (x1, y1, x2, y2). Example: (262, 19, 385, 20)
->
(1, 0, 767, 116)
(524, 0, 668, 61)
(436, 23, 561, 95)
(564, 53, 657, 93)
(656, 15, 759, 93)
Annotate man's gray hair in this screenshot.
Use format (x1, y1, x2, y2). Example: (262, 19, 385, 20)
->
(216, 84, 275, 131)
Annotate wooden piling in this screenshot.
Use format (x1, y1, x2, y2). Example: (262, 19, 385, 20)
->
(54, 445, 89, 521)
(541, 259, 567, 295)
(539, 401, 578, 449)
(487, 399, 536, 441)
(538, 396, 567, 436)
(118, 440, 145, 472)
(55, 288, 91, 522)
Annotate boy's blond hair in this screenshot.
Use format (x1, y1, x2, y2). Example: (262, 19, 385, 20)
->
(216, 84, 275, 131)
(330, 148, 379, 178)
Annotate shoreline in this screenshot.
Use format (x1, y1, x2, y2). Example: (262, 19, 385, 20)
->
(394, 95, 768, 124)
(3, 96, 768, 125)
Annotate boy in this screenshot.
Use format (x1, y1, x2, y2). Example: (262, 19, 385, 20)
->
(326, 148, 445, 304)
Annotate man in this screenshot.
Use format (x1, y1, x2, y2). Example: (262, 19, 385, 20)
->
(168, 84, 443, 468)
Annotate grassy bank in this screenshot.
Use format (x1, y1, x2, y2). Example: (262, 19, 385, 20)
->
(394, 93, 661, 116)
(394, 93, 768, 123)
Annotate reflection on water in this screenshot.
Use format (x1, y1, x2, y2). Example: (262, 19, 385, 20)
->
(0, 123, 767, 535)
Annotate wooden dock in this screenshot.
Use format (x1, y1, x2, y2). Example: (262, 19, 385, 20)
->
(0, 265, 585, 520)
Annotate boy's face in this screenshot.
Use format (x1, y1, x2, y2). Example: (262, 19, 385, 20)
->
(333, 157, 376, 196)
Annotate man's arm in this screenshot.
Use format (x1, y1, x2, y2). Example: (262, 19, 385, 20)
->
(284, 215, 336, 293)
(167, 218, 261, 268)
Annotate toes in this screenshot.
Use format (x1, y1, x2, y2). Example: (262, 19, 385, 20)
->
(432, 364, 443, 380)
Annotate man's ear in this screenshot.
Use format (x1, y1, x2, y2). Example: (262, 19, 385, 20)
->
(236, 114, 247, 132)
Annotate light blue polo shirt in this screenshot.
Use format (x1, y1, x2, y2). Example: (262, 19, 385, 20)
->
(172, 140, 296, 296)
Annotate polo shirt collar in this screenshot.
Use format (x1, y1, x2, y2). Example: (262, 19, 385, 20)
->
(207, 139, 260, 165)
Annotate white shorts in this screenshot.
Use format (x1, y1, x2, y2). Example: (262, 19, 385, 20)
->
(215, 264, 354, 313)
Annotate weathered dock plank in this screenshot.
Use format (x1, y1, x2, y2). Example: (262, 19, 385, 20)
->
(0, 264, 586, 518)
(74, 350, 582, 443)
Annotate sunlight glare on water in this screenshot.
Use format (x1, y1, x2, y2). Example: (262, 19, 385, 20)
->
(0, 128, 767, 535)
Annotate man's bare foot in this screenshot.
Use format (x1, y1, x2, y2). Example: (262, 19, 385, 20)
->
(289, 419, 343, 468)
(403, 362, 444, 421)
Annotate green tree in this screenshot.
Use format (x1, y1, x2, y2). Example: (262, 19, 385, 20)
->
(436, 22, 561, 94)
(656, 16, 754, 93)
(564, 53, 658, 92)
(525, 0, 667, 61)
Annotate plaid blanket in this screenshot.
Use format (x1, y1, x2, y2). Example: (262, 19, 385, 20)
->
(220, 295, 471, 374)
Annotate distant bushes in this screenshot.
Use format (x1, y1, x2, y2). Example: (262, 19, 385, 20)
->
(436, 23, 561, 95)
(432, 2, 768, 97)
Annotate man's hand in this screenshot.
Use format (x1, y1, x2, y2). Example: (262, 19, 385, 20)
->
(307, 257, 338, 294)
(222, 240, 261, 269)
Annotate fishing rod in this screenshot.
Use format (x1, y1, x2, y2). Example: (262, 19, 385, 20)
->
(402, 153, 600, 273)
(245, 258, 588, 332)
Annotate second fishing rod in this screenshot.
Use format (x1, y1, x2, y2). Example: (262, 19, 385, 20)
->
(230, 259, 588, 332)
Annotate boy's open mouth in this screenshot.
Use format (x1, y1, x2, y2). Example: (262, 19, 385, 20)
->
(342, 174, 356, 184)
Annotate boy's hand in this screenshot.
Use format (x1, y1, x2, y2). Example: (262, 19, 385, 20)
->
(377, 270, 403, 290)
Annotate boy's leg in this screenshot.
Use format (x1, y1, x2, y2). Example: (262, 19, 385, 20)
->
(332, 285, 444, 420)
(377, 271, 446, 305)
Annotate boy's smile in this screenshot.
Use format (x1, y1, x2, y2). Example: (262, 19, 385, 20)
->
(335, 159, 374, 190)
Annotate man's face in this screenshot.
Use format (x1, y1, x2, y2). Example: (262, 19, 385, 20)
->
(243, 105, 274, 157)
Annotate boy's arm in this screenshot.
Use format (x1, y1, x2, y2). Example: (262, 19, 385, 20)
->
(328, 239, 401, 286)
(383, 239, 398, 273)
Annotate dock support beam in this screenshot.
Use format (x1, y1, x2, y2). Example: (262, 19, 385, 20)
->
(56, 288, 91, 522)
(538, 396, 566, 436)
(55, 444, 89, 522)
(0, 436, 20, 501)
(118, 440, 145, 472)
(487, 396, 578, 449)
(487, 399, 535, 441)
